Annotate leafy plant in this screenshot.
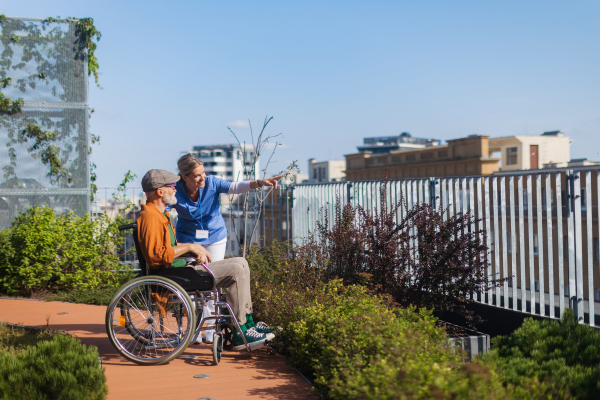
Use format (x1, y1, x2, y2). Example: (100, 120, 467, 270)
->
(46, 286, 122, 306)
(0, 333, 107, 400)
(486, 309, 600, 400)
(294, 176, 500, 326)
(252, 275, 552, 400)
(75, 18, 102, 88)
(0, 92, 23, 115)
(0, 206, 129, 295)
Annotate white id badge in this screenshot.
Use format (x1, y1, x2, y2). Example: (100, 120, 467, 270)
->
(196, 230, 209, 239)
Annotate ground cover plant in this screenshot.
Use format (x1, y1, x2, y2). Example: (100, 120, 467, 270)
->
(486, 309, 600, 400)
(0, 206, 131, 296)
(248, 249, 559, 400)
(0, 323, 107, 400)
(46, 286, 122, 306)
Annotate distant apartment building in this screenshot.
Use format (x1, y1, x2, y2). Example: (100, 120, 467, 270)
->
(488, 131, 572, 171)
(187, 144, 259, 181)
(357, 132, 441, 155)
(308, 159, 346, 183)
(346, 135, 500, 180)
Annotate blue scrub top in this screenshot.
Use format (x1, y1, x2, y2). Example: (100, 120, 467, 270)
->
(169, 175, 232, 245)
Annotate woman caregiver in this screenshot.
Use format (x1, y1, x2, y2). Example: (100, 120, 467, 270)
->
(172, 153, 281, 343)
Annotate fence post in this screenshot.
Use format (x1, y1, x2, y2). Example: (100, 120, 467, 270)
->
(429, 178, 439, 208)
(346, 182, 353, 204)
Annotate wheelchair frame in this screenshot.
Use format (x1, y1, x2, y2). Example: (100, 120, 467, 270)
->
(104, 223, 264, 366)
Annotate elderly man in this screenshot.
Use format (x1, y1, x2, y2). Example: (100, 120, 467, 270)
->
(136, 169, 273, 349)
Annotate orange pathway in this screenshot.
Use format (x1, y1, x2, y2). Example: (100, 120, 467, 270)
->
(0, 298, 316, 400)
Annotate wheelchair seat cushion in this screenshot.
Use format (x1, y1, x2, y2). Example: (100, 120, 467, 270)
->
(149, 266, 215, 292)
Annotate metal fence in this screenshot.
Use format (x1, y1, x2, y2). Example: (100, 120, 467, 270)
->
(0, 17, 90, 230)
(291, 169, 600, 327)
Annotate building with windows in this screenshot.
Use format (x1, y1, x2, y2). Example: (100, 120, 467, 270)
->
(346, 135, 500, 180)
(308, 159, 346, 183)
(488, 131, 572, 171)
(186, 144, 259, 181)
(357, 132, 441, 155)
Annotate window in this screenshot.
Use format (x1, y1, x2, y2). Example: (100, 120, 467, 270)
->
(226, 171, 232, 176)
(282, 221, 287, 230)
(533, 233, 539, 255)
(507, 233, 512, 253)
(506, 147, 518, 165)
(581, 189, 587, 211)
(313, 169, 317, 179)
(595, 237, 599, 262)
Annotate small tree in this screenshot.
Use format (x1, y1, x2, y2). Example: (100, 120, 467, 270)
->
(227, 116, 296, 257)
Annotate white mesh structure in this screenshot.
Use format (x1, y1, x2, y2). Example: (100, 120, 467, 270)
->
(0, 17, 89, 229)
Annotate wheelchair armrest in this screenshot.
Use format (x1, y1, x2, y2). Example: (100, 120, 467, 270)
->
(175, 252, 197, 259)
(118, 223, 137, 231)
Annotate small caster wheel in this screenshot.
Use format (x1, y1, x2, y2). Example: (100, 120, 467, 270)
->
(212, 333, 223, 365)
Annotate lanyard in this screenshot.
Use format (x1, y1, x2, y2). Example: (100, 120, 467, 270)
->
(183, 182, 204, 229)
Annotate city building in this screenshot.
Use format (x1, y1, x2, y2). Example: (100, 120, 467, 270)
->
(488, 131, 572, 171)
(186, 144, 259, 181)
(357, 132, 441, 155)
(346, 135, 500, 181)
(308, 159, 346, 183)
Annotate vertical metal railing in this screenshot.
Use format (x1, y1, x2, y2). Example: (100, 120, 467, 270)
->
(287, 169, 600, 327)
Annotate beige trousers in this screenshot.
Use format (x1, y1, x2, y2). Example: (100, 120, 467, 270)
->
(194, 257, 252, 326)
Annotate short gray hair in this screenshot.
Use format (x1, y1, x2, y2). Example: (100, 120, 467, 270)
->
(177, 153, 204, 177)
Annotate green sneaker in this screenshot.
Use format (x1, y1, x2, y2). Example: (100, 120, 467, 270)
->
(251, 322, 276, 338)
(232, 328, 268, 350)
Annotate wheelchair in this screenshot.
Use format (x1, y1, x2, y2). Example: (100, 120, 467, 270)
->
(105, 223, 264, 366)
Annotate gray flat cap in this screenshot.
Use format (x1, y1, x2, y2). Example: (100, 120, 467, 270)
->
(141, 169, 180, 192)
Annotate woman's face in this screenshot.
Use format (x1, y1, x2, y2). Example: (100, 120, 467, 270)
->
(182, 165, 206, 191)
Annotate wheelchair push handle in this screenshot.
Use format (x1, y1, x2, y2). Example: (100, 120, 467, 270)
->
(118, 223, 137, 231)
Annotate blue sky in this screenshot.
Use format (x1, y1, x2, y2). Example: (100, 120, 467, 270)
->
(4, 0, 600, 188)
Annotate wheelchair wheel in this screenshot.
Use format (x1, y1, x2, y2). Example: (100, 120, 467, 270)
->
(106, 276, 196, 365)
(212, 333, 223, 365)
(220, 321, 234, 351)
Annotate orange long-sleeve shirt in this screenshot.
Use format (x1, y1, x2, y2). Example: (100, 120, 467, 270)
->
(137, 203, 176, 269)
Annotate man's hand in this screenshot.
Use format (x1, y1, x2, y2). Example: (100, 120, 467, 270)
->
(190, 243, 212, 264)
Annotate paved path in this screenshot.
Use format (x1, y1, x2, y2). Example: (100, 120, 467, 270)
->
(0, 299, 316, 400)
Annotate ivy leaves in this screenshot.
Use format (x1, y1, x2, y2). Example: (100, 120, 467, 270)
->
(0, 15, 101, 195)
(0, 92, 23, 115)
(75, 18, 102, 88)
(2, 124, 72, 186)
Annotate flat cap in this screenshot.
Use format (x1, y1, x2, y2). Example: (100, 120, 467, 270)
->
(141, 169, 180, 192)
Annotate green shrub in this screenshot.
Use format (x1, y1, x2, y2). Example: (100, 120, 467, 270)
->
(252, 275, 553, 399)
(486, 309, 600, 400)
(0, 206, 129, 295)
(0, 333, 108, 400)
(46, 286, 120, 306)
